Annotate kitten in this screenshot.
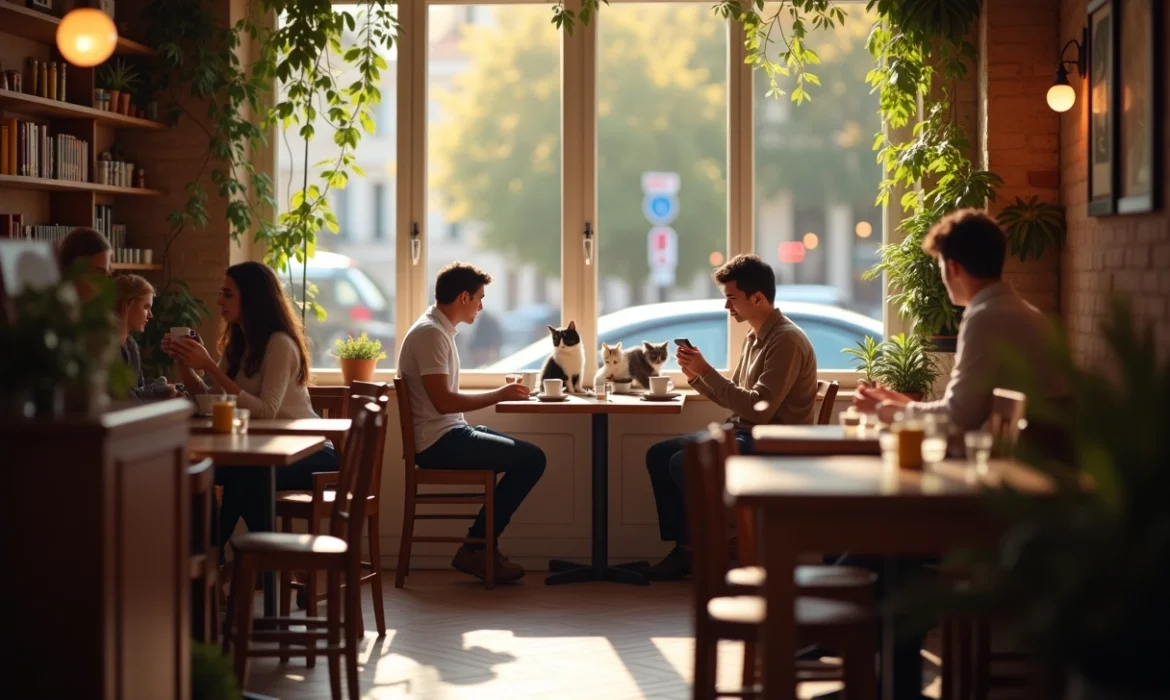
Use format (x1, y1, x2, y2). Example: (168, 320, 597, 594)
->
(540, 321, 587, 394)
(593, 342, 632, 388)
(626, 341, 669, 389)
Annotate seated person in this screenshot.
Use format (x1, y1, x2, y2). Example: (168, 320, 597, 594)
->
(399, 262, 546, 584)
(115, 274, 179, 400)
(644, 254, 818, 579)
(163, 262, 336, 558)
(57, 226, 112, 277)
(854, 208, 1067, 431)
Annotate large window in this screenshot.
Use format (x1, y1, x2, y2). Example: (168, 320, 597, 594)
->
(274, 1, 886, 380)
(426, 4, 563, 369)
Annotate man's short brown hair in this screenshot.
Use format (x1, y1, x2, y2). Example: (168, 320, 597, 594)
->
(712, 254, 776, 304)
(922, 208, 1007, 279)
(435, 262, 492, 304)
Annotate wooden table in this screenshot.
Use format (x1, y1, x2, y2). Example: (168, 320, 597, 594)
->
(724, 455, 1052, 700)
(496, 393, 685, 585)
(188, 433, 327, 616)
(751, 424, 882, 455)
(190, 417, 351, 451)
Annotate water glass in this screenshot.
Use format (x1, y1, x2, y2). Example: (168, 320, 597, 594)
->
(921, 434, 948, 466)
(878, 431, 899, 466)
(233, 408, 251, 435)
(965, 430, 994, 471)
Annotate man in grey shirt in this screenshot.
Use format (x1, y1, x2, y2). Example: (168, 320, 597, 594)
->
(855, 208, 1066, 429)
(643, 254, 818, 579)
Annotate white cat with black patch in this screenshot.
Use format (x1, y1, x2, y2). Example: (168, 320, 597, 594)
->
(540, 321, 587, 394)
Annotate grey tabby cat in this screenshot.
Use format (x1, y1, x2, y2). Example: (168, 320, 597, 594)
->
(625, 341, 669, 390)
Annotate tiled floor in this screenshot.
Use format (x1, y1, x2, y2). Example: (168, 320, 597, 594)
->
(245, 570, 936, 700)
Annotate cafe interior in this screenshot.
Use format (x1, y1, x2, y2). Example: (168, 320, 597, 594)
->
(2, 0, 1168, 699)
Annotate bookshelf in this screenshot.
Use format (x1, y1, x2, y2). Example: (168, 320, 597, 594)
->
(111, 263, 163, 271)
(0, 0, 167, 265)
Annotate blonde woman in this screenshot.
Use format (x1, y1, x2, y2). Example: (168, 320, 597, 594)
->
(115, 274, 179, 400)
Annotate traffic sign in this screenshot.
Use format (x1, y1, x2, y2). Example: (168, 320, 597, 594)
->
(641, 171, 680, 195)
(647, 226, 678, 269)
(642, 193, 679, 226)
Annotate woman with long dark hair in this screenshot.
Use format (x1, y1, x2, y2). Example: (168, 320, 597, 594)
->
(164, 262, 336, 555)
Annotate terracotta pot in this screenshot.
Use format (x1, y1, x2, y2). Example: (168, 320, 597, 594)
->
(119, 92, 131, 115)
(108, 89, 120, 112)
(338, 358, 377, 385)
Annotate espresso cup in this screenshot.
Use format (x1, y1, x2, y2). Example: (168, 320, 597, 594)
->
(543, 379, 564, 397)
(171, 326, 194, 341)
(521, 371, 540, 391)
(505, 374, 521, 384)
(649, 376, 674, 395)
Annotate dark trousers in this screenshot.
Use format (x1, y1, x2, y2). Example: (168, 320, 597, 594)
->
(645, 431, 754, 546)
(828, 553, 934, 700)
(415, 425, 546, 547)
(214, 444, 339, 560)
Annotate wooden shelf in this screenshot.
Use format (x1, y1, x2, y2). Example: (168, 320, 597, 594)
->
(0, 174, 163, 196)
(111, 263, 162, 271)
(0, 90, 165, 130)
(0, 3, 156, 56)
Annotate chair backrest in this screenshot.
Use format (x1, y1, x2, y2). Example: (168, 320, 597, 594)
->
(392, 377, 418, 474)
(816, 380, 840, 425)
(715, 424, 759, 567)
(988, 388, 1027, 456)
(684, 427, 734, 607)
(346, 381, 393, 500)
(329, 396, 386, 544)
(309, 385, 349, 418)
(187, 458, 215, 558)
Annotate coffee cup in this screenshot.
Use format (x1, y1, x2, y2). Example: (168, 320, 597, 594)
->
(649, 376, 675, 395)
(505, 374, 521, 384)
(171, 326, 194, 341)
(521, 371, 540, 391)
(543, 379, 564, 397)
(612, 379, 633, 394)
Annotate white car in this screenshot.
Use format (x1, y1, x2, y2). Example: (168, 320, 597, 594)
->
(483, 299, 882, 372)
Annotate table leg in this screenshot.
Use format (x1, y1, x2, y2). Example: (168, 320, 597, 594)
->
(262, 465, 277, 617)
(545, 413, 648, 586)
(881, 558, 896, 700)
(761, 511, 797, 700)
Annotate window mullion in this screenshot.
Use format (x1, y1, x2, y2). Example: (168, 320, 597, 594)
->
(396, 0, 428, 349)
(727, 14, 752, 372)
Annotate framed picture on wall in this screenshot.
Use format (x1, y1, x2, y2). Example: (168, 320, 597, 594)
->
(1116, 0, 1163, 214)
(1087, 0, 1116, 216)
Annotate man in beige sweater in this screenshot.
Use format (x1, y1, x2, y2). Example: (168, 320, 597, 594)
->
(643, 254, 819, 579)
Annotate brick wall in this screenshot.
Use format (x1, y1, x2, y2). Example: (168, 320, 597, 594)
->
(979, 0, 1062, 313)
(1060, 0, 1170, 365)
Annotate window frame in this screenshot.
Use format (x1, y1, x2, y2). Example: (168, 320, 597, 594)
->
(277, 0, 892, 389)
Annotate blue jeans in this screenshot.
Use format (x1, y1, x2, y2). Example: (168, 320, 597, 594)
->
(215, 444, 338, 557)
(645, 431, 754, 546)
(415, 425, 546, 547)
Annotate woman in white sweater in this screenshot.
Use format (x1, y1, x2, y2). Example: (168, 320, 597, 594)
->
(164, 261, 336, 556)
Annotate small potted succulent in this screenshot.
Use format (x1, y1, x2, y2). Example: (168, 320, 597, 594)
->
(330, 332, 387, 386)
(97, 58, 140, 115)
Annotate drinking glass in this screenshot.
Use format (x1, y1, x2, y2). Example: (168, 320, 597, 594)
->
(879, 431, 899, 466)
(965, 430, 994, 472)
(921, 434, 948, 466)
(233, 408, 251, 435)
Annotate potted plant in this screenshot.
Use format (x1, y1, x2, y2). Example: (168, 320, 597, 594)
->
(913, 302, 1170, 698)
(97, 58, 140, 115)
(191, 641, 241, 700)
(998, 196, 1067, 311)
(843, 333, 940, 400)
(330, 332, 387, 386)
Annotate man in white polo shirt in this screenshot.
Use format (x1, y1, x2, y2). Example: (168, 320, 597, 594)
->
(397, 262, 545, 583)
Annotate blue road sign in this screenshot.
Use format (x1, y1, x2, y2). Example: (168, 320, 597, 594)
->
(642, 194, 679, 226)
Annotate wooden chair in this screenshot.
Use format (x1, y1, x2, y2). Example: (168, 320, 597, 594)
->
(987, 388, 1027, 456)
(278, 381, 392, 647)
(223, 397, 385, 700)
(686, 427, 877, 700)
(189, 457, 219, 644)
(309, 385, 350, 419)
(815, 380, 840, 426)
(393, 376, 497, 589)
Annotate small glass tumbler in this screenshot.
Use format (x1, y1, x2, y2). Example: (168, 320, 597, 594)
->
(879, 430, 899, 466)
(964, 430, 994, 473)
(233, 408, 251, 435)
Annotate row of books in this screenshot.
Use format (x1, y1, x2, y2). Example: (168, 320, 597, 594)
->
(0, 211, 127, 251)
(0, 118, 90, 182)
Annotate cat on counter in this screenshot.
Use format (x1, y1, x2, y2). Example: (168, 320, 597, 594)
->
(593, 342, 632, 389)
(625, 341, 669, 390)
(540, 321, 587, 394)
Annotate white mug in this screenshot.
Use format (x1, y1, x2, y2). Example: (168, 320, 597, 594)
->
(649, 376, 675, 395)
(521, 371, 540, 391)
(170, 326, 194, 341)
(543, 379, 564, 397)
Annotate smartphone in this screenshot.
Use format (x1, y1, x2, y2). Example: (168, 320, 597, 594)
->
(674, 338, 694, 349)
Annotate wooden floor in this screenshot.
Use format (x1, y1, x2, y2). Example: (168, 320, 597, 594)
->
(246, 570, 940, 700)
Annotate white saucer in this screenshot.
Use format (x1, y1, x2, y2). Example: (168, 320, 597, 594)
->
(640, 392, 681, 402)
(537, 394, 571, 403)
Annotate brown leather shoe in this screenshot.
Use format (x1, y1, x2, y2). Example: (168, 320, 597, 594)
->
(451, 545, 525, 583)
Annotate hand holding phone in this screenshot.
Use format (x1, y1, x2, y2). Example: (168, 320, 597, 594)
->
(674, 337, 694, 350)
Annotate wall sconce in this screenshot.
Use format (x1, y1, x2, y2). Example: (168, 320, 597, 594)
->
(1047, 27, 1087, 113)
(56, 8, 118, 67)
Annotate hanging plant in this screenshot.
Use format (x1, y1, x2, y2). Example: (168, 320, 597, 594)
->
(998, 195, 1067, 263)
